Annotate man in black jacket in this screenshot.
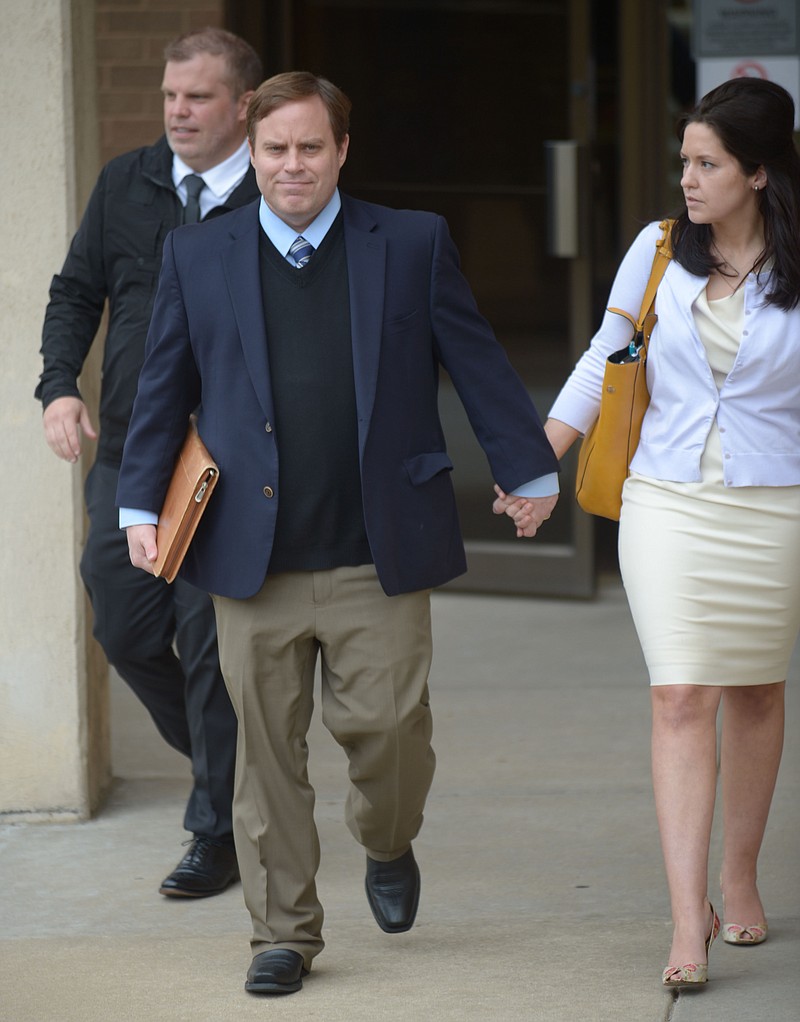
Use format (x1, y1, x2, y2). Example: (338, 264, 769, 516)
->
(36, 27, 263, 899)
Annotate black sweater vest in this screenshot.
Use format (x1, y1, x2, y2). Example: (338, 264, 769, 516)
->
(258, 216, 372, 574)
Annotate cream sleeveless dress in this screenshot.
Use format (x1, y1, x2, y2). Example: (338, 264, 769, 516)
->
(618, 287, 800, 686)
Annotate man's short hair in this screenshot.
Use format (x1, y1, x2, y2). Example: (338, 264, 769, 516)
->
(164, 27, 263, 98)
(246, 72, 351, 148)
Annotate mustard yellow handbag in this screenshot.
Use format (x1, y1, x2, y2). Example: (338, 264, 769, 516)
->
(575, 220, 674, 521)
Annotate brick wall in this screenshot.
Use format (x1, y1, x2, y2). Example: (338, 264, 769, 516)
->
(95, 0, 225, 165)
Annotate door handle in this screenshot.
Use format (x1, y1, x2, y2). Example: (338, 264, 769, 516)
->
(545, 140, 580, 258)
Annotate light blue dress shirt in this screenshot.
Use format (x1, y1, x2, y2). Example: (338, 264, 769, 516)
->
(258, 190, 341, 257)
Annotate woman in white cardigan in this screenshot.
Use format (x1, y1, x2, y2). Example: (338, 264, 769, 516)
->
(498, 77, 800, 988)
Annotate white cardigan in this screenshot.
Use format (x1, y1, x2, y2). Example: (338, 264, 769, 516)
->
(549, 220, 800, 487)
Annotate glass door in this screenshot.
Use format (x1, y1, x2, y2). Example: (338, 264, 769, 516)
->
(245, 0, 600, 596)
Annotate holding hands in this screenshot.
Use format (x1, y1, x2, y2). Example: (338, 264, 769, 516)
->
(491, 417, 580, 536)
(493, 486, 558, 538)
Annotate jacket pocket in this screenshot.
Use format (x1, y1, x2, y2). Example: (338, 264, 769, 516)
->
(403, 451, 454, 486)
(384, 309, 419, 333)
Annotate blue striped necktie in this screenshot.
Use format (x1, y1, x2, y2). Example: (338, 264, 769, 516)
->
(289, 235, 314, 268)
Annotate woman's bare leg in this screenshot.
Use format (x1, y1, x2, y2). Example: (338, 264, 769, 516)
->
(719, 682, 784, 931)
(651, 684, 722, 967)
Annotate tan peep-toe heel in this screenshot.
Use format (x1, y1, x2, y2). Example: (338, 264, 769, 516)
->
(722, 921, 768, 945)
(662, 905, 720, 987)
(720, 875, 768, 946)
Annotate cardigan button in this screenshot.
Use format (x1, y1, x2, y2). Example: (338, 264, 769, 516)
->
(263, 486, 274, 498)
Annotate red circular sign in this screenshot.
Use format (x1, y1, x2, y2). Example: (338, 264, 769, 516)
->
(732, 60, 769, 79)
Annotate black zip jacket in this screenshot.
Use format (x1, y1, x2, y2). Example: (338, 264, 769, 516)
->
(37, 135, 260, 465)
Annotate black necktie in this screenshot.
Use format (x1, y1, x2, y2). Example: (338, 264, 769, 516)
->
(183, 175, 205, 224)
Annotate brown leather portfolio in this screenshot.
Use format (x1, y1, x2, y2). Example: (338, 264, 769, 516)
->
(154, 417, 219, 583)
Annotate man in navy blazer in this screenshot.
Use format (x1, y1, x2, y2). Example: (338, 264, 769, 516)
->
(118, 72, 559, 995)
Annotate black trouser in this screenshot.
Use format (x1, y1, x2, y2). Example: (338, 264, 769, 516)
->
(80, 459, 237, 841)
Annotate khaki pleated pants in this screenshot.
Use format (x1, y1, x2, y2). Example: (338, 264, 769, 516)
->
(212, 565, 436, 967)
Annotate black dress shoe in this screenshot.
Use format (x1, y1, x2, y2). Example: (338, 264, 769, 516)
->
(158, 836, 239, 898)
(245, 950, 308, 995)
(365, 847, 420, 933)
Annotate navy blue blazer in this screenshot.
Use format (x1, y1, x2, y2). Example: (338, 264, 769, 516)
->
(117, 194, 559, 599)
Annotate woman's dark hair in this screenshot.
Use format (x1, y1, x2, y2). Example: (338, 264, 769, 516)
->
(671, 77, 800, 309)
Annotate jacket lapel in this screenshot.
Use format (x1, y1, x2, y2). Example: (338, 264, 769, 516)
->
(221, 207, 274, 422)
(343, 197, 386, 451)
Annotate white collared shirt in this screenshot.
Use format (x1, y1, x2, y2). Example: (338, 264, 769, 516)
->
(172, 140, 251, 220)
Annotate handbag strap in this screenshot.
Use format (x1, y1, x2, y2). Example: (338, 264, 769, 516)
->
(607, 219, 674, 345)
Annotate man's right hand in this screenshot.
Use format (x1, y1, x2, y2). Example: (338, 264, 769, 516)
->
(126, 525, 158, 574)
(42, 396, 98, 462)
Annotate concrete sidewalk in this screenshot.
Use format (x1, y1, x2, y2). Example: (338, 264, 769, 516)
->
(1, 579, 798, 1021)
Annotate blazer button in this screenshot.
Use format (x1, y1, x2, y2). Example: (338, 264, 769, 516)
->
(263, 486, 274, 498)
(265, 421, 273, 433)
